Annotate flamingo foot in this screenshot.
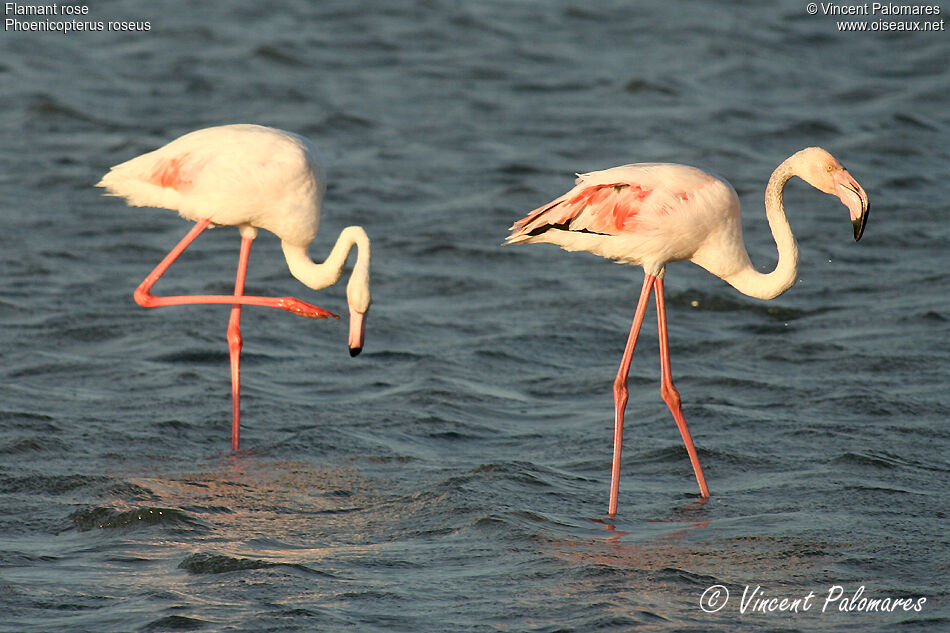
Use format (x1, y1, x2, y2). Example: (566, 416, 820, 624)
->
(276, 297, 339, 319)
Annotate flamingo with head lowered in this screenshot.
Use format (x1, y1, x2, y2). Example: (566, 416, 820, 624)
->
(98, 124, 371, 450)
(507, 147, 869, 516)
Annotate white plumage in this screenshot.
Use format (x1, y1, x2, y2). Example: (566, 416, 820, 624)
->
(99, 124, 326, 246)
(99, 124, 371, 449)
(508, 148, 870, 516)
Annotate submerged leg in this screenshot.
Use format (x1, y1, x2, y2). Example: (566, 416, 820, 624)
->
(609, 274, 656, 517)
(654, 277, 710, 498)
(227, 236, 252, 450)
(134, 219, 338, 319)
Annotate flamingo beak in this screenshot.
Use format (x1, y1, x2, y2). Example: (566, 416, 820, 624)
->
(348, 306, 366, 357)
(833, 169, 870, 241)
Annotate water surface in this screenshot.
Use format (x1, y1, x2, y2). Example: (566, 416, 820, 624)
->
(0, 1, 948, 631)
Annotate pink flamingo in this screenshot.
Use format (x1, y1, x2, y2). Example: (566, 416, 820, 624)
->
(98, 124, 371, 450)
(507, 148, 869, 516)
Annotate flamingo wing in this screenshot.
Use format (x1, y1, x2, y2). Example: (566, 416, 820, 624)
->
(508, 180, 661, 241)
(507, 163, 740, 268)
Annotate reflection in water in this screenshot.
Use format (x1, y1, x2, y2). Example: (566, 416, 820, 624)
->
(520, 501, 842, 630)
(135, 459, 373, 551)
(589, 497, 712, 542)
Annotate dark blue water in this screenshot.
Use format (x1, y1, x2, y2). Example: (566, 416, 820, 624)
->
(1, 1, 948, 631)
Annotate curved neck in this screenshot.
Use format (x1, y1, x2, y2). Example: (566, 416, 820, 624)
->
(724, 159, 800, 300)
(281, 226, 371, 312)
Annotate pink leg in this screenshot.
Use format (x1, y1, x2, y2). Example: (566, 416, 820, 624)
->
(609, 274, 655, 517)
(654, 277, 710, 498)
(134, 219, 338, 319)
(227, 236, 252, 451)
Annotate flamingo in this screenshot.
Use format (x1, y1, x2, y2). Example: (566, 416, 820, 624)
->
(98, 124, 371, 450)
(507, 147, 869, 516)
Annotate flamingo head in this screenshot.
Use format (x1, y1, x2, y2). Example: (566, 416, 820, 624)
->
(794, 147, 870, 241)
(346, 276, 371, 357)
(348, 305, 367, 356)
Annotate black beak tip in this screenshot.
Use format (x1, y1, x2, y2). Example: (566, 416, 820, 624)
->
(349, 346, 362, 357)
(853, 203, 870, 242)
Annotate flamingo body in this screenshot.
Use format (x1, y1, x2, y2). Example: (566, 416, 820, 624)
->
(508, 148, 869, 515)
(99, 125, 324, 246)
(508, 163, 746, 278)
(98, 124, 371, 449)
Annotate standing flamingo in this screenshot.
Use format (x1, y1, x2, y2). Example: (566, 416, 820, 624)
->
(507, 147, 869, 516)
(98, 124, 371, 450)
